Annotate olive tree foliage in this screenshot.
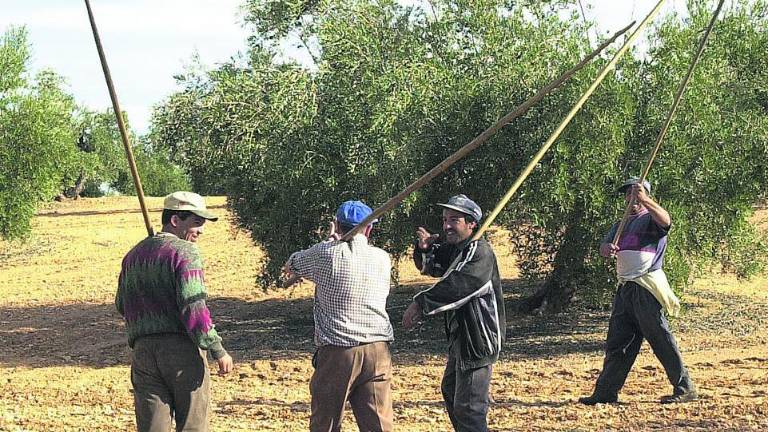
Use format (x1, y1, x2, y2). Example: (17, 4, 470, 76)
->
(73, 109, 190, 197)
(644, 0, 768, 284)
(514, 0, 768, 311)
(152, 0, 767, 306)
(112, 135, 192, 197)
(65, 109, 130, 198)
(0, 26, 190, 241)
(0, 27, 80, 239)
(151, 0, 594, 285)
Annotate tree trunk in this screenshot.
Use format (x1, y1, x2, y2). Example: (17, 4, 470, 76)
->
(518, 205, 589, 314)
(64, 172, 87, 199)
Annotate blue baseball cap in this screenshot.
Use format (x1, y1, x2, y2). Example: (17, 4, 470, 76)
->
(437, 194, 482, 221)
(336, 200, 377, 226)
(618, 177, 651, 194)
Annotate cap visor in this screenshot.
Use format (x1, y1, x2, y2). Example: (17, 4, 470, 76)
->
(618, 184, 649, 194)
(436, 203, 473, 217)
(191, 209, 219, 221)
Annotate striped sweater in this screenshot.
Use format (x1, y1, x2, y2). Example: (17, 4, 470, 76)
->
(116, 232, 226, 359)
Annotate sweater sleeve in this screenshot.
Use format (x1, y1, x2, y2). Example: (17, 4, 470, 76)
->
(176, 246, 227, 359)
(602, 222, 619, 245)
(116, 253, 131, 317)
(648, 216, 671, 238)
(413, 240, 453, 277)
(116, 268, 125, 317)
(413, 240, 495, 315)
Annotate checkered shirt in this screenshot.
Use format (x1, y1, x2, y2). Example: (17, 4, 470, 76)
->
(287, 234, 394, 347)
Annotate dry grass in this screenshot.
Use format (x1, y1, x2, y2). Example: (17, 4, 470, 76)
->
(0, 197, 766, 431)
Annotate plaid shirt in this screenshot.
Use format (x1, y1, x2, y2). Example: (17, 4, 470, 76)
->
(287, 234, 394, 347)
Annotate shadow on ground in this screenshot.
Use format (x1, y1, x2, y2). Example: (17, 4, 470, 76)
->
(6, 280, 764, 370)
(0, 278, 615, 369)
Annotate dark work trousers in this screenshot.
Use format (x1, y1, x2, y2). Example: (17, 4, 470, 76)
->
(441, 347, 493, 432)
(309, 341, 393, 432)
(131, 333, 211, 432)
(592, 281, 695, 399)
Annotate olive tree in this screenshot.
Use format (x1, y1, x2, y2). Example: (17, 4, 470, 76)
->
(151, 0, 767, 308)
(152, 0, 592, 284)
(0, 27, 80, 239)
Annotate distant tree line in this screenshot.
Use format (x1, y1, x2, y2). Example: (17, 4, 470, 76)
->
(0, 26, 190, 240)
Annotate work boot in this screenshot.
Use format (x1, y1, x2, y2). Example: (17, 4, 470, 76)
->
(660, 391, 698, 404)
(578, 394, 618, 405)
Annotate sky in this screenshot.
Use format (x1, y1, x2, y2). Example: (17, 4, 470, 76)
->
(1, 0, 689, 134)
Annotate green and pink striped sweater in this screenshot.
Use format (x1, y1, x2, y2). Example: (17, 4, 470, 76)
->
(116, 232, 227, 359)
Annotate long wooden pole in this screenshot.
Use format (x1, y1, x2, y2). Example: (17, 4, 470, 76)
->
(341, 21, 634, 242)
(612, 0, 724, 245)
(281, 21, 633, 287)
(84, 0, 154, 236)
(473, 0, 668, 242)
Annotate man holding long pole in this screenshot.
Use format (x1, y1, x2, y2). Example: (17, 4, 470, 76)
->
(284, 200, 394, 432)
(117, 192, 234, 431)
(403, 194, 505, 431)
(579, 178, 696, 405)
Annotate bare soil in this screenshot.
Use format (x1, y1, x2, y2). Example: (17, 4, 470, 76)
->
(0, 197, 766, 431)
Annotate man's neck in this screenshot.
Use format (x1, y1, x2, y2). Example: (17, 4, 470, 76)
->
(159, 226, 179, 238)
(454, 235, 473, 249)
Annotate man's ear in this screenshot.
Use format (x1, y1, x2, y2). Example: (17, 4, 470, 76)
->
(169, 214, 180, 227)
(363, 224, 373, 238)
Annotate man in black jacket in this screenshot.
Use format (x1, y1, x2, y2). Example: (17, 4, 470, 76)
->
(403, 194, 505, 432)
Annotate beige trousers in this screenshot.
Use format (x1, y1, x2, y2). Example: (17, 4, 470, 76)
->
(310, 341, 393, 432)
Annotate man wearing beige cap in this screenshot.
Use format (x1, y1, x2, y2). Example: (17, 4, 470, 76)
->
(117, 191, 233, 431)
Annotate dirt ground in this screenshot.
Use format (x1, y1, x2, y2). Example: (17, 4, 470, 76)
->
(0, 197, 766, 431)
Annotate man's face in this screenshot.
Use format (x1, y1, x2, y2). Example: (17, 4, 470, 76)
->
(442, 208, 476, 244)
(173, 214, 207, 242)
(624, 188, 645, 215)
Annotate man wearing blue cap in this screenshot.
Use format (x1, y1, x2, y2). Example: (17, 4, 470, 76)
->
(284, 200, 394, 432)
(579, 177, 697, 405)
(402, 194, 505, 432)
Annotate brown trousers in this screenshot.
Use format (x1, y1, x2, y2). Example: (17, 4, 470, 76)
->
(310, 341, 393, 432)
(131, 334, 211, 432)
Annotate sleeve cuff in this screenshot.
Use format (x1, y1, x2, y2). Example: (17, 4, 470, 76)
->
(413, 293, 428, 314)
(413, 239, 430, 253)
(209, 342, 228, 360)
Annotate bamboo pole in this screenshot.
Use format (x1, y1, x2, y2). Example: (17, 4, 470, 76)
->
(281, 21, 634, 288)
(342, 21, 634, 242)
(84, 0, 154, 236)
(612, 0, 725, 245)
(472, 0, 668, 242)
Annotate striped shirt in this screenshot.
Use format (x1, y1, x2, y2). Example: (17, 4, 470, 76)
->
(604, 209, 670, 279)
(286, 234, 394, 347)
(116, 232, 226, 359)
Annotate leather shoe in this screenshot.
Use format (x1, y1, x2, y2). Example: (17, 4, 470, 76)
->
(578, 395, 618, 405)
(660, 392, 698, 404)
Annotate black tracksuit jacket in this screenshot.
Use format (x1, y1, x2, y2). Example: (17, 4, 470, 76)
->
(413, 237, 505, 370)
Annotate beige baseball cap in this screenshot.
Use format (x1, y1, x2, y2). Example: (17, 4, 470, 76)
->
(163, 191, 218, 221)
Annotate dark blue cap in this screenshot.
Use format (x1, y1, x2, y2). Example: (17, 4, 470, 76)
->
(336, 200, 376, 226)
(437, 194, 482, 221)
(618, 177, 651, 194)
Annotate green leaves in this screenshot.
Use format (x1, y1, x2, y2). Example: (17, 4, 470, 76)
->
(151, 0, 768, 298)
(0, 28, 79, 239)
(0, 27, 190, 240)
(0, 26, 29, 93)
